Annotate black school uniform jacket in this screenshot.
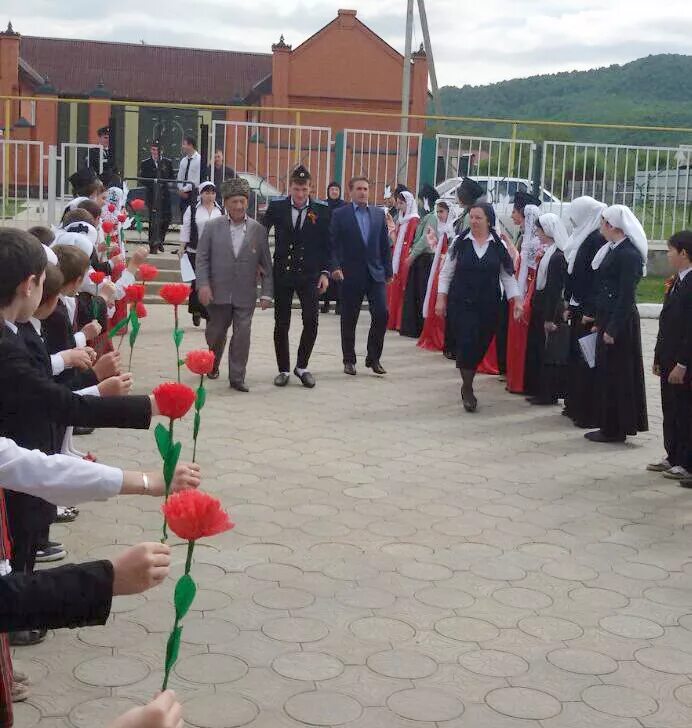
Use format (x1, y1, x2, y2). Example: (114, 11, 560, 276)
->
(564, 230, 607, 309)
(0, 560, 113, 632)
(654, 271, 692, 371)
(262, 197, 330, 285)
(534, 250, 567, 324)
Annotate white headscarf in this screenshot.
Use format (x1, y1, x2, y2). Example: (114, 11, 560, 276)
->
(43, 244, 58, 266)
(592, 204, 648, 275)
(52, 231, 94, 258)
(517, 204, 541, 298)
(63, 221, 98, 247)
(565, 197, 607, 274)
(536, 213, 569, 291)
(62, 196, 89, 217)
(423, 202, 458, 317)
(392, 190, 420, 275)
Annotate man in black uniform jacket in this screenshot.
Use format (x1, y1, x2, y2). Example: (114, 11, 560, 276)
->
(263, 166, 330, 388)
(86, 126, 119, 188)
(140, 140, 174, 253)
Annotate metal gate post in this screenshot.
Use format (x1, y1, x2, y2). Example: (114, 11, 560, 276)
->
(47, 145, 57, 224)
(533, 142, 544, 197)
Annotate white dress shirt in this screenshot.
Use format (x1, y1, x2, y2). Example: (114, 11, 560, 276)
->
(290, 197, 309, 229)
(229, 216, 247, 257)
(180, 204, 223, 249)
(438, 234, 520, 299)
(177, 152, 201, 192)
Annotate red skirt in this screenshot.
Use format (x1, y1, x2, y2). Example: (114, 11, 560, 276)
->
(417, 270, 444, 352)
(387, 249, 412, 331)
(506, 270, 538, 393)
(477, 338, 500, 375)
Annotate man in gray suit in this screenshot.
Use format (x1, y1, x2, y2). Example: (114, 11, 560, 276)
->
(196, 178, 273, 392)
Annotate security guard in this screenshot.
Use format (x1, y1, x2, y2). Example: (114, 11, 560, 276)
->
(262, 165, 330, 388)
(86, 126, 119, 187)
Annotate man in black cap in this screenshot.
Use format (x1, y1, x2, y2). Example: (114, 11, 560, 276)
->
(68, 167, 99, 198)
(86, 126, 119, 187)
(443, 177, 487, 359)
(140, 140, 174, 254)
(262, 165, 330, 388)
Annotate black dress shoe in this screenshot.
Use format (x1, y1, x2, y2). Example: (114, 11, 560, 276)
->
(343, 363, 357, 376)
(366, 360, 387, 375)
(192, 313, 201, 327)
(461, 386, 477, 413)
(158, 243, 165, 253)
(73, 427, 94, 436)
(149, 246, 159, 255)
(230, 381, 249, 393)
(321, 302, 330, 314)
(294, 369, 315, 388)
(207, 369, 219, 380)
(585, 430, 626, 443)
(10, 630, 45, 647)
(334, 303, 341, 315)
(443, 351, 456, 360)
(274, 372, 290, 387)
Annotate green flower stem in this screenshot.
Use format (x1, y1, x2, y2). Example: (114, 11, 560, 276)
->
(162, 539, 196, 691)
(174, 306, 181, 383)
(161, 418, 175, 543)
(192, 374, 204, 463)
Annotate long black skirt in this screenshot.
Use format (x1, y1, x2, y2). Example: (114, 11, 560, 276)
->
(454, 303, 500, 371)
(495, 293, 509, 375)
(594, 307, 648, 438)
(565, 306, 600, 427)
(524, 305, 545, 397)
(187, 252, 209, 321)
(400, 254, 433, 339)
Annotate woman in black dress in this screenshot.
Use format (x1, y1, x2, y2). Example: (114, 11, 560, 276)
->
(435, 203, 523, 412)
(562, 196, 608, 427)
(584, 204, 648, 443)
(525, 213, 569, 405)
(321, 182, 345, 314)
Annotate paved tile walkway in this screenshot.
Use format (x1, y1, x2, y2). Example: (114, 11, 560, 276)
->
(12, 307, 692, 728)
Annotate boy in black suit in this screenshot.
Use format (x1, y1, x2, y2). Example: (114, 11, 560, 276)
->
(140, 140, 174, 253)
(262, 166, 330, 388)
(650, 230, 692, 483)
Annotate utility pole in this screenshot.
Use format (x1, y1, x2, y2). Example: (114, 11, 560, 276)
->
(398, 0, 414, 186)
(417, 0, 440, 116)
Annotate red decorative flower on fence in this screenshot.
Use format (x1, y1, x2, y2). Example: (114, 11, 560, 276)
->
(108, 203, 116, 213)
(108, 245, 121, 258)
(138, 263, 159, 282)
(161, 490, 234, 542)
(125, 284, 145, 303)
(117, 212, 128, 223)
(160, 283, 191, 306)
(153, 382, 196, 420)
(111, 261, 126, 279)
(89, 271, 106, 285)
(185, 350, 216, 376)
(136, 302, 148, 318)
(101, 220, 115, 235)
(130, 198, 146, 212)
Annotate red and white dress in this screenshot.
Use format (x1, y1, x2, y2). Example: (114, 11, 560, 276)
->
(387, 192, 420, 331)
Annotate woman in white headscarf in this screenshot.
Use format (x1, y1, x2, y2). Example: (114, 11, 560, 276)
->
(505, 195, 543, 393)
(562, 197, 608, 427)
(387, 190, 420, 331)
(583, 204, 648, 443)
(418, 200, 457, 352)
(524, 213, 569, 404)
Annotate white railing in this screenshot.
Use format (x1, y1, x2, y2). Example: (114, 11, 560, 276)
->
(0, 140, 45, 225)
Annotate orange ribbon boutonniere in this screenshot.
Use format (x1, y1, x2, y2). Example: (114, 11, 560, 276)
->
(307, 210, 317, 224)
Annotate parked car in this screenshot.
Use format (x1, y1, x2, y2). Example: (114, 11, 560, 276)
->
(436, 176, 572, 238)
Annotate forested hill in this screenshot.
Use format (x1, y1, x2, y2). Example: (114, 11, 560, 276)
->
(438, 54, 692, 145)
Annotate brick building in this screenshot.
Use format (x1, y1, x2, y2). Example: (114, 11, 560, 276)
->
(0, 9, 429, 193)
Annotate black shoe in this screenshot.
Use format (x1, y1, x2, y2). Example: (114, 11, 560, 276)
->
(344, 363, 357, 376)
(230, 381, 249, 393)
(56, 507, 78, 523)
(149, 246, 159, 255)
(73, 427, 94, 436)
(585, 430, 626, 443)
(443, 351, 456, 360)
(461, 386, 477, 413)
(9, 630, 45, 647)
(35, 545, 67, 563)
(158, 243, 165, 253)
(527, 396, 558, 406)
(365, 360, 386, 375)
(561, 408, 570, 417)
(321, 303, 330, 314)
(274, 372, 290, 387)
(294, 369, 315, 388)
(207, 369, 219, 380)
(192, 313, 201, 327)
(335, 304, 341, 315)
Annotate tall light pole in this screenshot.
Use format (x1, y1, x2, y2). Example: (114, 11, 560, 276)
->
(398, 0, 414, 186)
(417, 0, 440, 116)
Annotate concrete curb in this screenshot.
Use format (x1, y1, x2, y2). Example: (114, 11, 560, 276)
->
(638, 303, 662, 319)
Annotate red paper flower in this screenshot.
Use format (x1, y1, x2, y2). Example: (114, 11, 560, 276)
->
(185, 350, 216, 376)
(138, 263, 159, 282)
(125, 284, 145, 303)
(152, 382, 196, 420)
(160, 283, 191, 306)
(97, 243, 107, 253)
(89, 271, 106, 285)
(136, 302, 148, 318)
(161, 490, 234, 541)
(130, 198, 146, 212)
(101, 220, 115, 235)
(108, 203, 116, 213)
(111, 261, 126, 279)
(117, 212, 128, 223)
(108, 245, 122, 258)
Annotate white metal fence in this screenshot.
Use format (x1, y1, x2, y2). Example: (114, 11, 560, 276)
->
(341, 129, 422, 204)
(0, 140, 46, 225)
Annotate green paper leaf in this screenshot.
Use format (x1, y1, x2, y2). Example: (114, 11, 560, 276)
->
(154, 423, 171, 459)
(135, 214, 143, 234)
(129, 310, 141, 347)
(173, 328, 185, 348)
(163, 440, 182, 487)
(195, 385, 206, 411)
(164, 626, 182, 673)
(174, 574, 197, 620)
(177, 359, 185, 366)
(107, 313, 130, 339)
(193, 410, 201, 440)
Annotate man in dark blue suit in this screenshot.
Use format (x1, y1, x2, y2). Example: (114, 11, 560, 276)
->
(329, 176, 393, 376)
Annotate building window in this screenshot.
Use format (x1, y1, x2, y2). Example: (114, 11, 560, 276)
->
(19, 99, 36, 126)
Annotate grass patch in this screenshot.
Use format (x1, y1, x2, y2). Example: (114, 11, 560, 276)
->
(636, 275, 666, 304)
(0, 198, 27, 220)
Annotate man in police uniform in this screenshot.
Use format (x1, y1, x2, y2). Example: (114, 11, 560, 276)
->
(140, 139, 174, 253)
(262, 165, 330, 388)
(86, 126, 119, 187)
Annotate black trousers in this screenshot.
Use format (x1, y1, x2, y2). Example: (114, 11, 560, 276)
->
(660, 367, 691, 468)
(340, 276, 387, 365)
(186, 252, 209, 321)
(274, 278, 320, 373)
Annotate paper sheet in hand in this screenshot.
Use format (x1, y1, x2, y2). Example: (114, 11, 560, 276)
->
(180, 253, 196, 282)
(578, 331, 598, 369)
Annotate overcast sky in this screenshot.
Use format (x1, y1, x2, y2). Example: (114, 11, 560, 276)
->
(3, 0, 689, 87)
